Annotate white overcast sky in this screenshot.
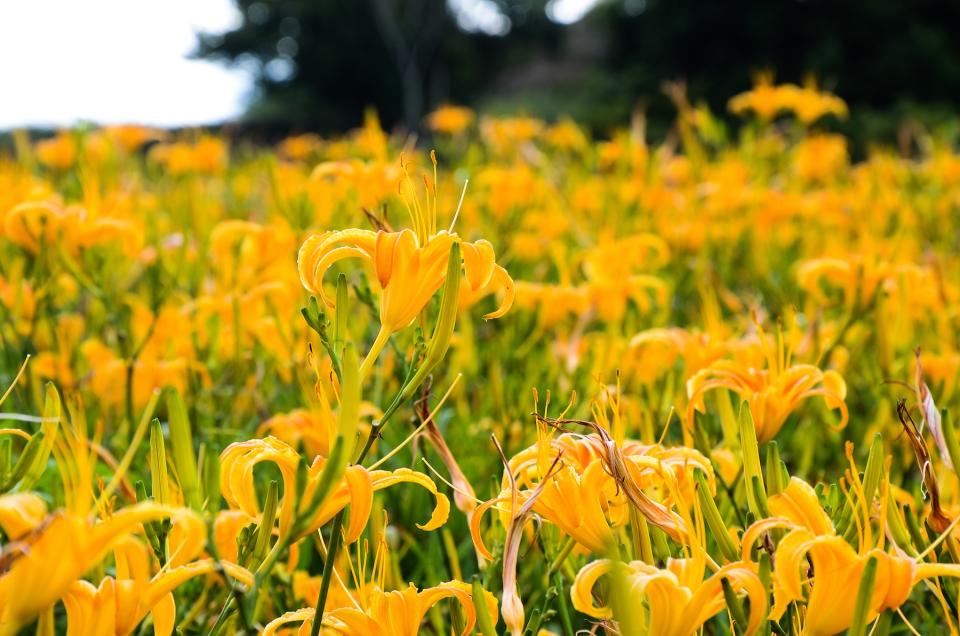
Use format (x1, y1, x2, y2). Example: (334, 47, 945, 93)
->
(0, 0, 599, 129)
(0, 0, 250, 128)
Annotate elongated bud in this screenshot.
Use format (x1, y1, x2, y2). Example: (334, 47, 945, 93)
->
(765, 441, 788, 496)
(334, 273, 348, 360)
(199, 443, 221, 514)
(337, 343, 361, 446)
(7, 431, 45, 492)
(150, 418, 171, 505)
(739, 404, 767, 518)
(715, 389, 739, 446)
(607, 558, 643, 635)
(861, 433, 885, 506)
(135, 480, 163, 556)
(397, 243, 462, 406)
(294, 343, 361, 537)
(166, 388, 201, 510)
(0, 437, 11, 486)
(758, 550, 772, 589)
(885, 491, 914, 553)
(424, 242, 462, 365)
(695, 471, 739, 563)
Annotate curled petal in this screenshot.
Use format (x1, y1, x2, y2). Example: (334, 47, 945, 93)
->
(219, 437, 299, 535)
(482, 265, 516, 320)
(417, 580, 500, 636)
(263, 608, 315, 636)
(571, 559, 616, 619)
(461, 240, 497, 291)
(684, 562, 767, 636)
(297, 229, 377, 301)
(470, 496, 510, 561)
(369, 467, 450, 531)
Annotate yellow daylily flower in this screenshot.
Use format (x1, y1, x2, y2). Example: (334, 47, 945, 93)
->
(219, 436, 449, 542)
(298, 154, 513, 360)
(728, 74, 846, 124)
(687, 324, 847, 442)
(743, 472, 960, 635)
(0, 503, 206, 635)
(298, 227, 513, 334)
(572, 558, 766, 636)
(35, 132, 78, 169)
(425, 105, 475, 135)
(264, 580, 498, 636)
(0, 402, 208, 635)
(571, 474, 767, 636)
(61, 537, 253, 636)
(472, 431, 712, 557)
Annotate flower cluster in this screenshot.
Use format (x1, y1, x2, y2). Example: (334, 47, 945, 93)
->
(1, 81, 960, 635)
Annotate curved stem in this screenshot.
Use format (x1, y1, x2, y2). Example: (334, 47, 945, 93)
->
(358, 325, 391, 381)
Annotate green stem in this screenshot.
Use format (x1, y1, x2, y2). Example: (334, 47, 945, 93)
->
(309, 512, 344, 636)
(358, 325, 391, 380)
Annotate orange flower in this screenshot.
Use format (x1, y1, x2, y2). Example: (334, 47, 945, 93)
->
(687, 324, 847, 442)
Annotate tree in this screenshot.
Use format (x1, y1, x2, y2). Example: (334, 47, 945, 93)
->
(195, 0, 560, 133)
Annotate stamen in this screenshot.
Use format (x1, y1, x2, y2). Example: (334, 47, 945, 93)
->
(449, 178, 468, 233)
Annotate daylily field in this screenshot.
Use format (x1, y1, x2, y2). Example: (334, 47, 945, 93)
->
(3, 81, 960, 635)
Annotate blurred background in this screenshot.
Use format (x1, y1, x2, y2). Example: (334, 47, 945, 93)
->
(3, 0, 960, 146)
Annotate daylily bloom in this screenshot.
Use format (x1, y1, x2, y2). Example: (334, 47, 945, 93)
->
(35, 132, 78, 170)
(425, 105, 475, 135)
(572, 558, 766, 635)
(687, 323, 847, 442)
(742, 472, 960, 635)
(0, 405, 208, 635)
(472, 429, 713, 556)
(571, 474, 767, 636)
(219, 436, 449, 542)
(263, 580, 498, 636)
(256, 398, 380, 462)
(298, 228, 513, 334)
(297, 156, 513, 380)
(0, 500, 205, 634)
(61, 537, 253, 636)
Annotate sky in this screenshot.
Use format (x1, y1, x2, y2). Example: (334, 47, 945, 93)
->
(0, 0, 600, 129)
(0, 0, 251, 128)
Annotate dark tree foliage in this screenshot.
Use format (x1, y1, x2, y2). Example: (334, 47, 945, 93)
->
(195, 0, 561, 134)
(197, 0, 960, 138)
(596, 0, 960, 115)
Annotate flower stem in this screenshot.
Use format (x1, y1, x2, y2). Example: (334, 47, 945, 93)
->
(309, 511, 344, 636)
(358, 325, 391, 380)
